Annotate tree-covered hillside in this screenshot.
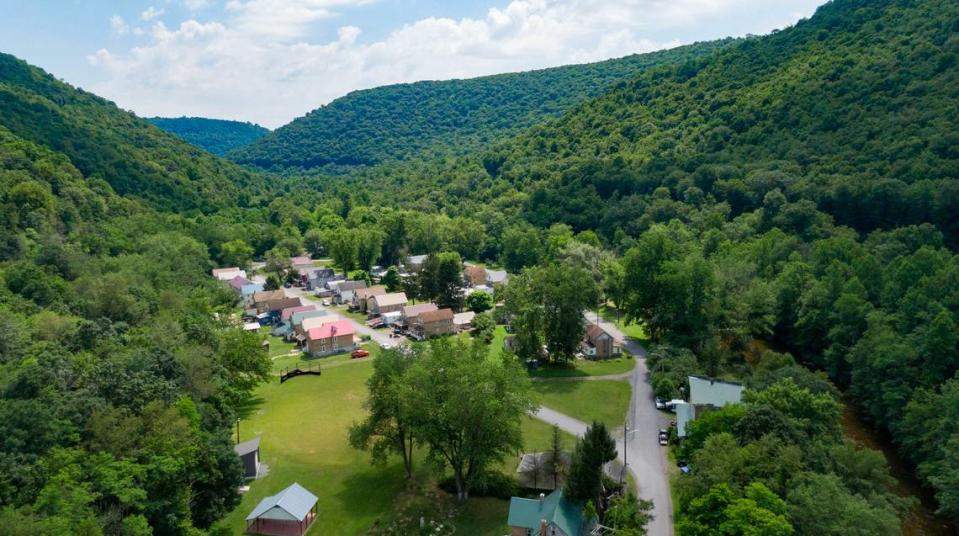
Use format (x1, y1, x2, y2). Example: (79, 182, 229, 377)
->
(147, 117, 269, 156)
(0, 53, 264, 212)
(291, 0, 959, 525)
(228, 40, 734, 172)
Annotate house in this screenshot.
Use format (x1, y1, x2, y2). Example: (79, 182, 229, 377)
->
(453, 311, 476, 332)
(307, 268, 336, 290)
(290, 310, 330, 343)
(234, 436, 262, 479)
(401, 303, 438, 327)
(516, 452, 571, 490)
(405, 254, 429, 271)
(260, 297, 303, 316)
(370, 292, 408, 316)
(228, 275, 254, 292)
(412, 308, 454, 340)
(245, 482, 318, 536)
(213, 267, 247, 281)
(582, 324, 621, 359)
(507, 488, 585, 536)
(281, 305, 317, 323)
(290, 256, 313, 270)
(306, 320, 356, 356)
(486, 269, 509, 286)
(252, 290, 286, 311)
(332, 280, 368, 304)
(352, 286, 386, 312)
(676, 376, 745, 438)
(464, 265, 487, 286)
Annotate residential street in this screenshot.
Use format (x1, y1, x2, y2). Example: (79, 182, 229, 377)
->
(537, 313, 674, 536)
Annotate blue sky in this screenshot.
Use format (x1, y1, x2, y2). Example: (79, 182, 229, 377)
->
(0, 0, 827, 128)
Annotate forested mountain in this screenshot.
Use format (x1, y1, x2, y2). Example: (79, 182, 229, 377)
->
(290, 0, 959, 527)
(228, 40, 734, 172)
(147, 117, 269, 156)
(0, 53, 264, 212)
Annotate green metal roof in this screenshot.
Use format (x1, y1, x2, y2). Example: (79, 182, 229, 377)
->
(507, 489, 583, 536)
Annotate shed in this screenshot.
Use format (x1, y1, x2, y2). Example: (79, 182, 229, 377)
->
(245, 482, 318, 536)
(234, 436, 262, 479)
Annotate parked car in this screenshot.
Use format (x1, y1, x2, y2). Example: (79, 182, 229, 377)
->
(655, 397, 666, 410)
(351, 349, 370, 359)
(321, 299, 330, 306)
(659, 435, 669, 446)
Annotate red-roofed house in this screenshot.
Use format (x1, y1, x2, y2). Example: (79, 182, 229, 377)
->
(306, 320, 357, 356)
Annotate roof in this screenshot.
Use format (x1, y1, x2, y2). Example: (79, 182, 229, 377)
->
(291, 310, 329, 326)
(419, 308, 454, 323)
(213, 267, 240, 275)
(355, 286, 387, 300)
(307, 319, 355, 340)
(402, 303, 438, 318)
(234, 436, 260, 457)
(253, 290, 286, 303)
(246, 482, 318, 522)
(228, 275, 254, 289)
(586, 324, 612, 344)
(290, 256, 313, 266)
(453, 311, 476, 325)
(507, 488, 583, 535)
(243, 322, 261, 331)
(406, 254, 428, 266)
(374, 292, 408, 307)
(301, 316, 334, 332)
(265, 297, 303, 312)
(486, 269, 509, 284)
(335, 280, 368, 292)
(310, 267, 335, 278)
(281, 305, 317, 321)
(688, 376, 744, 407)
(464, 265, 487, 284)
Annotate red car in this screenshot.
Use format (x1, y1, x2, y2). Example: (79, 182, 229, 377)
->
(351, 349, 370, 359)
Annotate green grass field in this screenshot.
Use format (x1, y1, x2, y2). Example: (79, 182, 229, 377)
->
(529, 356, 635, 378)
(217, 342, 580, 535)
(597, 305, 648, 342)
(532, 379, 632, 430)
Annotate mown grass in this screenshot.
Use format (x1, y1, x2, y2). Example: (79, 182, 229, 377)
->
(529, 356, 635, 378)
(532, 379, 632, 430)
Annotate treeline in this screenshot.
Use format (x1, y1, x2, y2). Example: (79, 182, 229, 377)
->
(0, 126, 272, 533)
(228, 39, 734, 172)
(0, 53, 268, 213)
(147, 117, 269, 157)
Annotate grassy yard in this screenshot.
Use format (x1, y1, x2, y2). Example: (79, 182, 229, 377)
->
(532, 379, 632, 430)
(218, 361, 409, 535)
(529, 356, 635, 378)
(597, 305, 648, 342)
(217, 341, 578, 536)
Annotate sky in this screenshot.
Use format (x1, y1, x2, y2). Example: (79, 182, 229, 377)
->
(0, 0, 828, 128)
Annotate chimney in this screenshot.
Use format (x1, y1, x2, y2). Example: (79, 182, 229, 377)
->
(539, 519, 548, 536)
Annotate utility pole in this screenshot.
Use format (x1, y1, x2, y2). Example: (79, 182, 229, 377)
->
(236, 418, 241, 444)
(621, 419, 629, 486)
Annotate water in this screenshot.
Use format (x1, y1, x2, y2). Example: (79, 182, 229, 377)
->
(840, 403, 956, 536)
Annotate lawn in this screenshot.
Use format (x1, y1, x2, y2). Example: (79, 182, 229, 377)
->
(529, 356, 635, 378)
(532, 379, 632, 430)
(597, 304, 649, 342)
(217, 361, 411, 535)
(217, 343, 576, 535)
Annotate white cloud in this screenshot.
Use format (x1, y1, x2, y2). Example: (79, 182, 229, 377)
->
(89, 0, 821, 128)
(184, 0, 212, 10)
(141, 7, 166, 21)
(110, 15, 130, 35)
